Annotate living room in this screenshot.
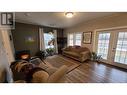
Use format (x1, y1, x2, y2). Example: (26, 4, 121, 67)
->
(1, 0, 127, 95)
(1, 12, 127, 83)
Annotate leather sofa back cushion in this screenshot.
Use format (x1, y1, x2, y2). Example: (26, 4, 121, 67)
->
(68, 46, 89, 53)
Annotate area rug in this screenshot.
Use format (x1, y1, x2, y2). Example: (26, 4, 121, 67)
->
(44, 55, 81, 73)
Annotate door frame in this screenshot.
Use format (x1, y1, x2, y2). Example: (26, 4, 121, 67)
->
(111, 29, 127, 66)
(93, 26, 127, 69)
(95, 31, 112, 63)
(0, 29, 15, 63)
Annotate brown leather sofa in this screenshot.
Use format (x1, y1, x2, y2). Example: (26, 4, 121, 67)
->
(11, 58, 68, 83)
(62, 46, 90, 62)
(29, 58, 68, 83)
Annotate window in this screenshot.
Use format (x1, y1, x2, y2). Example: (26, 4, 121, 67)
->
(75, 33, 82, 46)
(114, 32, 127, 64)
(44, 33, 54, 49)
(68, 33, 82, 46)
(97, 33, 110, 60)
(68, 34, 74, 46)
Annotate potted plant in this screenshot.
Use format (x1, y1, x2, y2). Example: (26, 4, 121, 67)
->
(35, 50, 47, 60)
(91, 52, 102, 62)
(46, 48, 55, 56)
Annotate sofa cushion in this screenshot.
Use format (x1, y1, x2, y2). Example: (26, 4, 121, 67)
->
(62, 46, 90, 62)
(63, 51, 81, 58)
(31, 70, 49, 83)
(46, 67, 57, 76)
(37, 60, 57, 76)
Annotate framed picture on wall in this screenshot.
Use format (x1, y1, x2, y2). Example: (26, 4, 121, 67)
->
(83, 32, 92, 44)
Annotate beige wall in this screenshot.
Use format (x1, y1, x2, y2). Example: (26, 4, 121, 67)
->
(65, 13, 127, 51)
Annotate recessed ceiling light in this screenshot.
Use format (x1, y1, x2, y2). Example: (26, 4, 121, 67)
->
(65, 12, 74, 18)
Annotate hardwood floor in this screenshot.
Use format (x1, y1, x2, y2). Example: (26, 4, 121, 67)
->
(57, 56, 127, 83)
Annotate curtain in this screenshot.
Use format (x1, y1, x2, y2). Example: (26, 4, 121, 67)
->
(53, 29, 58, 54)
(39, 28, 45, 51)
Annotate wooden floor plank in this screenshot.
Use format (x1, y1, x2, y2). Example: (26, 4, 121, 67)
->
(46, 55, 127, 83)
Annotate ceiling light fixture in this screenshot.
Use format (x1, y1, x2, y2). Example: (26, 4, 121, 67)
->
(65, 12, 74, 18)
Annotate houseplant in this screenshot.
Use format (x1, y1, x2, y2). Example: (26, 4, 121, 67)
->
(35, 50, 47, 60)
(91, 52, 102, 62)
(46, 48, 55, 56)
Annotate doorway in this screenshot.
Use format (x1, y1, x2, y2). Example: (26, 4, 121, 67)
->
(96, 28, 127, 69)
(0, 29, 15, 63)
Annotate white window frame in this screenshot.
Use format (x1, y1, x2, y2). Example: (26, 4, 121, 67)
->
(67, 32, 82, 46)
(67, 33, 74, 46)
(93, 26, 127, 69)
(75, 33, 82, 46)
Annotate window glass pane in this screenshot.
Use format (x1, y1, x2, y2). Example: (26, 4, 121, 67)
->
(68, 34, 74, 46)
(44, 33, 54, 49)
(75, 33, 81, 46)
(68, 33, 82, 46)
(97, 33, 110, 60)
(114, 32, 127, 64)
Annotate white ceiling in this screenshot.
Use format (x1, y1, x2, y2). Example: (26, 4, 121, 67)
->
(15, 12, 114, 29)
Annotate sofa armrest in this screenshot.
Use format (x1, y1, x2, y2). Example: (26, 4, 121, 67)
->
(80, 51, 90, 55)
(62, 47, 71, 51)
(61, 48, 66, 51)
(48, 65, 68, 83)
(80, 51, 91, 60)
